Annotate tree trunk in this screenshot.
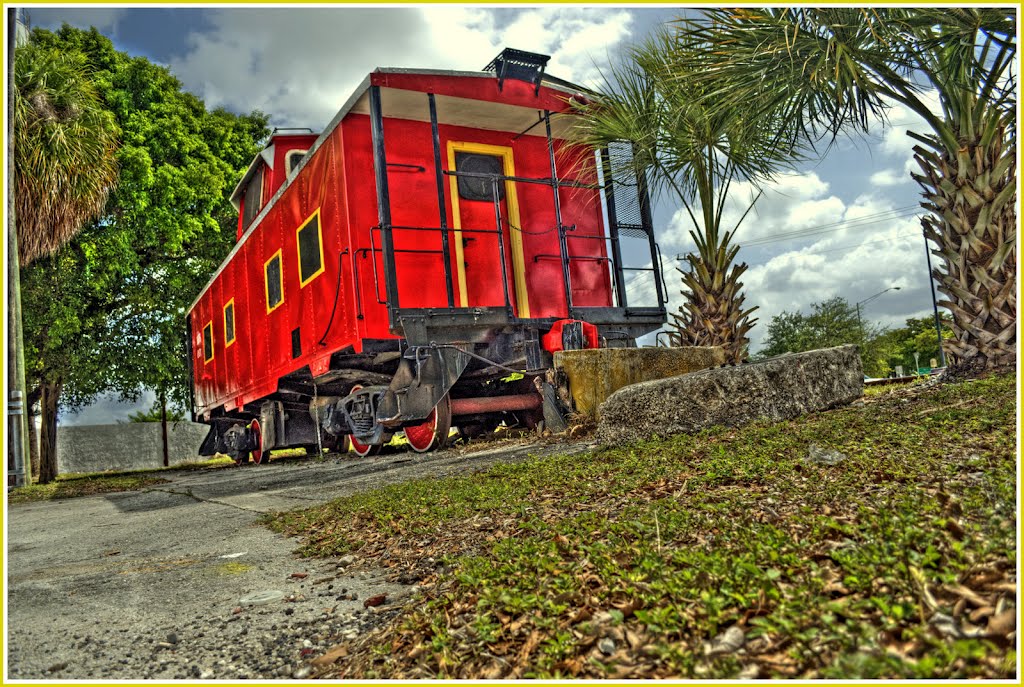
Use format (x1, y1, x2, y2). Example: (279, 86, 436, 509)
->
(38, 377, 62, 484)
(913, 120, 1016, 369)
(160, 387, 169, 468)
(27, 388, 40, 480)
(669, 250, 757, 364)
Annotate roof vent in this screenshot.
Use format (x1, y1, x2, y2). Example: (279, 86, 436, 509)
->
(483, 48, 550, 95)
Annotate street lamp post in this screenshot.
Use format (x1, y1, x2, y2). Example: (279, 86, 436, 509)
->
(855, 286, 901, 342)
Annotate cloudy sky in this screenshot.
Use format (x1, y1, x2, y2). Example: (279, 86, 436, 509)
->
(24, 6, 943, 425)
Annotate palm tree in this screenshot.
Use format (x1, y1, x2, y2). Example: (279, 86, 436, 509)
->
(14, 43, 118, 264)
(13, 42, 118, 483)
(668, 8, 1016, 369)
(570, 29, 804, 363)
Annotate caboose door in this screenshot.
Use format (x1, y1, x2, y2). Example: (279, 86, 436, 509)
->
(447, 142, 530, 318)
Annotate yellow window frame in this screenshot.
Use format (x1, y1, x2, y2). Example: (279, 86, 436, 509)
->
(446, 141, 529, 318)
(223, 298, 236, 347)
(264, 249, 284, 313)
(202, 320, 215, 363)
(295, 208, 325, 287)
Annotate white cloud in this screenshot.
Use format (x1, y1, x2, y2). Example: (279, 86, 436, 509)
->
(869, 168, 907, 187)
(663, 171, 841, 248)
(655, 170, 935, 351)
(169, 7, 634, 129)
(170, 9, 427, 128)
(740, 197, 933, 350)
(876, 88, 942, 177)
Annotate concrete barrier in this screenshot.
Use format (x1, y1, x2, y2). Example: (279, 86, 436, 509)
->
(555, 346, 727, 417)
(598, 345, 863, 444)
(56, 421, 211, 474)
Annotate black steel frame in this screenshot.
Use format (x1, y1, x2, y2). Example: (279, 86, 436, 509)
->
(367, 84, 666, 344)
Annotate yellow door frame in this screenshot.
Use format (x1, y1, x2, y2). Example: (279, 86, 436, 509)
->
(446, 141, 530, 318)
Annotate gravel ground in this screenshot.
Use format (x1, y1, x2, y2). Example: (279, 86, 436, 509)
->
(6, 437, 588, 679)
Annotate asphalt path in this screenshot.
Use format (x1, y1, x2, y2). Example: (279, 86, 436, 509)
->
(5, 438, 588, 680)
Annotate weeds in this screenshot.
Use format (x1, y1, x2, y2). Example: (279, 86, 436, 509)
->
(7, 456, 234, 503)
(269, 373, 1017, 679)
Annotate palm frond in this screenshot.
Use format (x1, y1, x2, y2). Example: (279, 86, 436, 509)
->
(14, 43, 120, 265)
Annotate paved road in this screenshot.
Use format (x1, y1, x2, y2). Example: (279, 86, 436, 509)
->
(5, 438, 587, 680)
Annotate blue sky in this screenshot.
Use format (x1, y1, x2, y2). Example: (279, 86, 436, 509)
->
(22, 6, 944, 425)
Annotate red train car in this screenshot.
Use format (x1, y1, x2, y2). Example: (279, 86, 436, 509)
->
(188, 49, 666, 462)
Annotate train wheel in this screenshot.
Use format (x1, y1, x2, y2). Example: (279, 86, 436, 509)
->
(404, 394, 452, 453)
(347, 385, 382, 457)
(248, 419, 264, 465)
(329, 434, 351, 455)
(349, 434, 381, 457)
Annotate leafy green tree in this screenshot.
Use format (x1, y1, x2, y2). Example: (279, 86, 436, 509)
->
(759, 297, 867, 359)
(570, 29, 806, 363)
(21, 25, 268, 482)
(759, 300, 955, 377)
(669, 8, 1016, 369)
(872, 316, 954, 375)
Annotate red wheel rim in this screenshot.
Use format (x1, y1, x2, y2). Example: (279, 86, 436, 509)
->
(404, 395, 452, 453)
(404, 408, 439, 452)
(349, 433, 377, 457)
(249, 419, 263, 465)
(347, 385, 381, 456)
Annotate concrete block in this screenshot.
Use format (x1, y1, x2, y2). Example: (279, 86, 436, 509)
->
(56, 421, 211, 474)
(555, 346, 727, 417)
(597, 345, 863, 443)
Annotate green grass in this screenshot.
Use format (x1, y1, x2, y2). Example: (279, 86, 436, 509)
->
(267, 373, 1017, 679)
(8, 455, 235, 503)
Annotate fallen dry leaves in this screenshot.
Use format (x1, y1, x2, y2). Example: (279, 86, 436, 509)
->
(284, 373, 1017, 679)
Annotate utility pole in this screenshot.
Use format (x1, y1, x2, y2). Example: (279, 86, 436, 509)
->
(7, 7, 30, 487)
(922, 227, 947, 367)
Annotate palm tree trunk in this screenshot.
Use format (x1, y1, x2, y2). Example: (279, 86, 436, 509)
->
(913, 123, 1016, 369)
(670, 247, 757, 364)
(38, 377, 62, 484)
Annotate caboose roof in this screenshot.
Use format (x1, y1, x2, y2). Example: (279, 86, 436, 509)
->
(229, 67, 588, 210)
(205, 66, 591, 314)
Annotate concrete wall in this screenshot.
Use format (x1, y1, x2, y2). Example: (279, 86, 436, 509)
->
(56, 422, 210, 474)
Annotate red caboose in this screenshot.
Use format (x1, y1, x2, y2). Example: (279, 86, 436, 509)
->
(187, 49, 666, 462)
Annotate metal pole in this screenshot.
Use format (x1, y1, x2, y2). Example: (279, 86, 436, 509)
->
(600, 147, 627, 308)
(855, 286, 899, 346)
(368, 85, 400, 327)
(543, 111, 573, 312)
(922, 227, 947, 367)
(7, 7, 29, 487)
(427, 93, 454, 309)
(490, 178, 513, 316)
(634, 145, 665, 308)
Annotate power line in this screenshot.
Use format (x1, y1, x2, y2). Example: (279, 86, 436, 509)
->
(753, 232, 917, 259)
(741, 205, 920, 247)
